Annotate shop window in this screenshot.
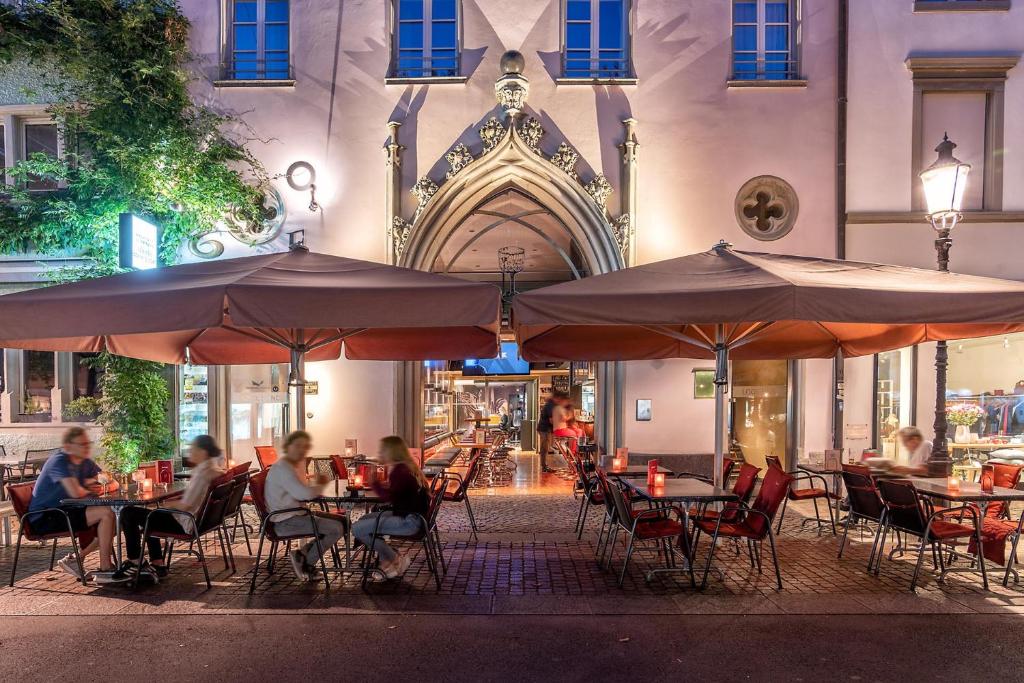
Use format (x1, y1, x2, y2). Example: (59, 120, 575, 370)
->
(732, 0, 799, 81)
(563, 0, 631, 79)
(23, 122, 59, 191)
(391, 0, 460, 79)
(874, 348, 916, 460)
(21, 350, 53, 418)
(71, 352, 103, 400)
(948, 332, 1024, 439)
(226, 0, 291, 80)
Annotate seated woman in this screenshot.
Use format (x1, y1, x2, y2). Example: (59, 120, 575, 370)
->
(114, 435, 226, 582)
(266, 430, 346, 581)
(352, 436, 431, 580)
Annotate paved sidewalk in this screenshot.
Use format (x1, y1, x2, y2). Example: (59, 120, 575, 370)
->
(1, 494, 1022, 616)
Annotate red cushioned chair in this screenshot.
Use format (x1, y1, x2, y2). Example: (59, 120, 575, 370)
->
(603, 475, 686, 587)
(7, 481, 96, 587)
(571, 449, 605, 539)
(838, 464, 887, 567)
(676, 457, 736, 488)
(875, 479, 987, 592)
(592, 467, 624, 568)
(693, 464, 794, 590)
(254, 445, 279, 471)
(136, 476, 242, 589)
(767, 455, 836, 536)
(248, 469, 342, 594)
(690, 462, 760, 525)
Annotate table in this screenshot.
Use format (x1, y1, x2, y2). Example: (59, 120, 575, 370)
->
(605, 465, 674, 478)
(423, 447, 464, 478)
(62, 481, 188, 565)
(620, 478, 738, 588)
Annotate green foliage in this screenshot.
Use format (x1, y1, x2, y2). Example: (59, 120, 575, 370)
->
(0, 0, 267, 263)
(83, 352, 173, 473)
(62, 396, 101, 422)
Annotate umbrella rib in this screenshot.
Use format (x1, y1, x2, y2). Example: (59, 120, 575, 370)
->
(729, 321, 777, 349)
(224, 325, 293, 349)
(307, 328, 367, 352)
(689, 325, 715, 347)
(641, 325, 714, 351)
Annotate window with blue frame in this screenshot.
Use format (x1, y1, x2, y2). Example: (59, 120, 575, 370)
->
(732, 0, 798, 81)
(228, 0, 290, 80)
(563, 0, 631, 79)
(393, 0, 460, 79)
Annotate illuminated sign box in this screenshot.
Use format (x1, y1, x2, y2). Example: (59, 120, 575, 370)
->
(118, 213, 160, 270)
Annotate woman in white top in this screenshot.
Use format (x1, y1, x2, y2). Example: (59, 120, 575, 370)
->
(112, 435, 226, 583)
(265, 430, 347, 581)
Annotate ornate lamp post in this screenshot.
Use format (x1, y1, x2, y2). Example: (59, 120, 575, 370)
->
(918, 134, 971, 474)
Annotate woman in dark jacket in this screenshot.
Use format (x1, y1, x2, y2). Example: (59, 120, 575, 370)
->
(352, 436, 431, 579)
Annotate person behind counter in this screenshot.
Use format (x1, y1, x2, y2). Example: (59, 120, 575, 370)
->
(889, 426, 932, 476)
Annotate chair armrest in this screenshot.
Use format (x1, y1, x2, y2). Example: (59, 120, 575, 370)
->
(928, 503, 977, 525)
(790, 472, 829, 490)
(628, 505, 682, 533)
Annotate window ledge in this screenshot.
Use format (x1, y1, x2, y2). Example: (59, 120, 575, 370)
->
(847, 210, 1024, 224)
(554, 77, 638, 86)
(914, 1, 1011, 12)
(727, 79, 808, 89)
(212, 79, 296, 88)
(384, 76, 468, 85)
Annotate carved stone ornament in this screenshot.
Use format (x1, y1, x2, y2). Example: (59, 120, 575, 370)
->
(411, 176, 439, 207)
(586, 174, 613, 209)
(734, 175, 799, 241)
(190, 185, 286, 259)
(389, 216, 413, 259)
(612, 214, 633, 258)
(479, 117, 505, 152)
(550, 142, 580, 179)
(496, 80, 527, 115)
(445, 143, 474, 179)
(519, 117, 544, 153)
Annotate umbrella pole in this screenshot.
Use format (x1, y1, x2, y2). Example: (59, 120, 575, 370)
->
(713, 324, 729, 490)
(290, 342, 307, 431)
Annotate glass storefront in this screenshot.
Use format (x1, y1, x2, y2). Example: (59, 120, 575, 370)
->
(875, 348, 915, 459)
(228, 363, 289, 463)
(178, 365, 209, 456)
(730, 360, 789, 470)
(948, 332, 1024, 439)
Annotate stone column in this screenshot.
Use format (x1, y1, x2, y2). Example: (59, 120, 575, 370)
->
(619, 117, 639, 266)
(384, 120, 403, 264)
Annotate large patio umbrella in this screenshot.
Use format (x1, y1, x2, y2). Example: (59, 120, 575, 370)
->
(513, 241, 1024, 486)
(0, 244, 501, 428)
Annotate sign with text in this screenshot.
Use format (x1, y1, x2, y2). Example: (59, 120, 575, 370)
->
(118, 213, 159, 270)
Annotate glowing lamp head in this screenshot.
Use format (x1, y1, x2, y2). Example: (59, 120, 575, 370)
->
(920, 134, 970, 225)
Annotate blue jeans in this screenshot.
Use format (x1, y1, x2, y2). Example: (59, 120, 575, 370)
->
(352, 511, 423, 562)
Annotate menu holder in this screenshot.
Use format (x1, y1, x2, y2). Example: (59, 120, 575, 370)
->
(824, 449, 841, 471)
(647, 459, 659, 487)
(980, 464, 994, 493)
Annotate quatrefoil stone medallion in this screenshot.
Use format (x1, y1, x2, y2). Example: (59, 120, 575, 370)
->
(734, 175, 798, 241)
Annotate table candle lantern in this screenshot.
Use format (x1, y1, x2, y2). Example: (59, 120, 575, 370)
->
(948, 476, 961, 491)
(612, 456, 624, 470)
(980, 465, 994, 493)
(654, 472, 666, 487)
(352, 473, 364, 488)
(131, 470, 146, 489)
(140, 478, 153, 493)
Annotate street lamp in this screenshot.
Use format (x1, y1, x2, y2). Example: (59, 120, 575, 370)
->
(919, 133, 970, 474)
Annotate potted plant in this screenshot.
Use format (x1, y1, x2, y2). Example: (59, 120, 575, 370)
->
(947, 403, 985, 444)
(19, 392, 50, 423)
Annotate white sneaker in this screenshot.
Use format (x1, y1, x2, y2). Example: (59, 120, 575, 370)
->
(385, 554, 411, 579)
(289, 549, 310, 581)
(56, 555, 84, 580)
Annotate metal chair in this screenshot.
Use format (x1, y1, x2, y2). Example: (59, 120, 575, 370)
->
(591, 468, 621, 568)
(136, 477, 242, 589)
(359, 475, 448, 590)
(693, 465, 793, 590)
(570, 448, 604, 539)
(874, 478, 987, 592)
(6, 481, 95, 587)
(248, 469, 339, 594)
(837, 464, 886, 566)
(441, 450, 484, 540)
(767, 455, 836, 536)
(217, 463, 254, 556)
(9, 448, 59, 483)
(603, 475, 686, 587)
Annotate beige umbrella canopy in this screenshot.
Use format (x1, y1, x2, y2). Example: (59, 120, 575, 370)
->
(0, 244, 502, 428)
(513, 241, 1024, 485)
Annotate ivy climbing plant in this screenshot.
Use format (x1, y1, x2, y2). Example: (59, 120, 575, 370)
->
(0, 0, 269, 470)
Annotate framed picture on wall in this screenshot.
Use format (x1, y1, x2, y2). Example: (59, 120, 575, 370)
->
(636, 399, 652, 421)
(693, 369, 715, 399)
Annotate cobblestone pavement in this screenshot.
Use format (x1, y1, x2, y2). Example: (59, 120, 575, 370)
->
(1, 492, 1023, 616)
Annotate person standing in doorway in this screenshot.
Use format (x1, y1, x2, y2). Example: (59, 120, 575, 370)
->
(537, 390, 566, 474)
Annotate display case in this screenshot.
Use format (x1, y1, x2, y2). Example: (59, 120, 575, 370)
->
(178, 365, 209, 455)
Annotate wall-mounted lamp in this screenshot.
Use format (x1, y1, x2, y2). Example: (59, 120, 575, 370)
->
(288, 229, 306, 249)
(281, 160, 320, 213)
